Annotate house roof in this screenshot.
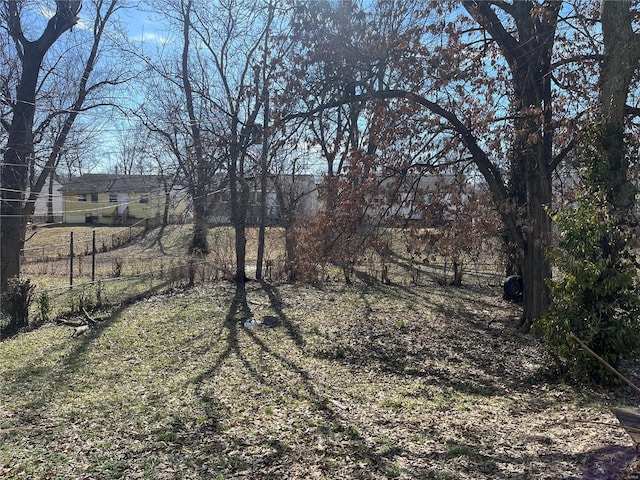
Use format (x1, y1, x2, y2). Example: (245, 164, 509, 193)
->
(60, 174, 164, 194)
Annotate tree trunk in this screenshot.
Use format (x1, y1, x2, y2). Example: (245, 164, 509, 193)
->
(256, 85, 270, 281)
(461, 1, 559, 328)
(521, 156, 553, 330)
(1, 47, 42, 289)
(599, 0, 639, 219)
(230, 168, 249, 282)
(163, 191, 170, 225)
(181, 0, 209, 256)
(190, 188, 209, 254)
(1, 2, 98, 290)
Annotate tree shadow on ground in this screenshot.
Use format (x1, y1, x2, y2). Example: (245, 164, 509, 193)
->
(61, 279, 176, 367)
(260, 280, 305, 348)
(2, 279, 177, 430)
(192, 282, 324, 401)
(308, 279, 556, 400)
(405, 442, 638, 480)
(142, 224, 168, 254)
(189, 282, 245, 387)
(188, 281, 394, 478)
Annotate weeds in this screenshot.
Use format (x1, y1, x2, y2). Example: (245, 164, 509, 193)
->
(35, 292, 51, 326)
(1, 278, 35, 337)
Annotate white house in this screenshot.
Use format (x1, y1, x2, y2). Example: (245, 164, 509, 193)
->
(29, 179, 64, 223)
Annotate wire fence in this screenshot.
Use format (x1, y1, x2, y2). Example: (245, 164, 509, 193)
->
(23, 257, 227, 325)
(5, 224, 508, 335)
(13, 225, 286, 327)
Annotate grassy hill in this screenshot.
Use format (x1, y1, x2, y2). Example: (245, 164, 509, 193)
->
(2, 277, 639, 479)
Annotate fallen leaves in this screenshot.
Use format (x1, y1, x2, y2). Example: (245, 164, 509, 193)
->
(0, 281, 638, 479)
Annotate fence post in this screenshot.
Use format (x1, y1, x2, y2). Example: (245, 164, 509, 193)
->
(92, 230, 96, 282)
(69, 231, 74, 287)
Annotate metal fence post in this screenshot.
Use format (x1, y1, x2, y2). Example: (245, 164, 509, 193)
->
(92, 230, 96, 282)
(69, 231, 74, 287)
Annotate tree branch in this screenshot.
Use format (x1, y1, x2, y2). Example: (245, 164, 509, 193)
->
(551, 53, 603, 70)
(38, 1, 82, 54)
(282, 88, 524, 250)
(626, 105, 640, 118)
(462, 1, 520, 66)
(6, 3, 26, 61)
(549, 136, 579, 172)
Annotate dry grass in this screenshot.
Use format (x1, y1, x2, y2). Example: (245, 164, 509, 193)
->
(2, 277, 639, 479)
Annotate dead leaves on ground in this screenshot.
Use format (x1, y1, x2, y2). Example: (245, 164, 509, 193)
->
(0, 281, 637, 479)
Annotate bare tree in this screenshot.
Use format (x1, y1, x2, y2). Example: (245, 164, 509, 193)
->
(192, 0, 276, 281)
(133, 0, 218, 254)
(142, 0, 277, 279)
(112, 121, 154, 175)
(1, 0, 82, 290)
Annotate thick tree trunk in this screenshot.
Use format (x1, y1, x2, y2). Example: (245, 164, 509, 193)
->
(600, 1, 639, 219)
(1, 53, 41, 290)
(181, 0, 209, 256)
(460, 1, 560, 327)
(190, 188, 209, 254)
(1, 2, 95, 290)
(520, 158, 553, 330)
(230, 170, 249, 282)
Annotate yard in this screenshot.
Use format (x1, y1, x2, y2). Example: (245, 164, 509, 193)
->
(1, 225, 640, 479)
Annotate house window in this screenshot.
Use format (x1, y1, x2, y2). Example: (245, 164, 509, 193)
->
(109, 193, 118, 203)
(91, 193, 99, 203)
(78, 193, 87, 202)
(139, 194, 149, 204)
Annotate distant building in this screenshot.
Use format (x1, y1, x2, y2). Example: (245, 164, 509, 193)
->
(319, 173, 456, 226)
(208, 174, 319, 226)
(59, 174, 189, 225)
(29, 178, 64, 223)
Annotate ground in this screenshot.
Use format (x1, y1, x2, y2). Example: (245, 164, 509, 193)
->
(1, 279, 639, 479)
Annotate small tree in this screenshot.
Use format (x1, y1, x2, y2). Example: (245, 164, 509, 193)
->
(292, 170, 377, 284)
(536, 129, 640, 383)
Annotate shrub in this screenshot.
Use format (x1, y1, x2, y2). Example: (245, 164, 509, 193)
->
(1, 278, 36, 337)
(112, 257, 123, 277)
(536, 129, 640, 383)
(35, 291, 52, 326)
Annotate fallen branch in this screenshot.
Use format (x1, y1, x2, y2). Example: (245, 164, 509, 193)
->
(328, 398, 349, 411)
(569, 332, 640, 396)
(82, 307, 97, 326)
(56, 319, 85, 327)
(59, 308, 99, 337)
(71, 324, 90, 338)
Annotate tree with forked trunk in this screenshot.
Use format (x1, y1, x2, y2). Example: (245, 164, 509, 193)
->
(1, 1, 82, 291)
(1, 0, 128, 292)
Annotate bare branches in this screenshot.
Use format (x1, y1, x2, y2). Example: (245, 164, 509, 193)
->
(6, 1, 26, 56)
(462, 1, 520, 66)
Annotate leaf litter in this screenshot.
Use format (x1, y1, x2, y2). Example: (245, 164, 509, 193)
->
(1, 281, 639, 479)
